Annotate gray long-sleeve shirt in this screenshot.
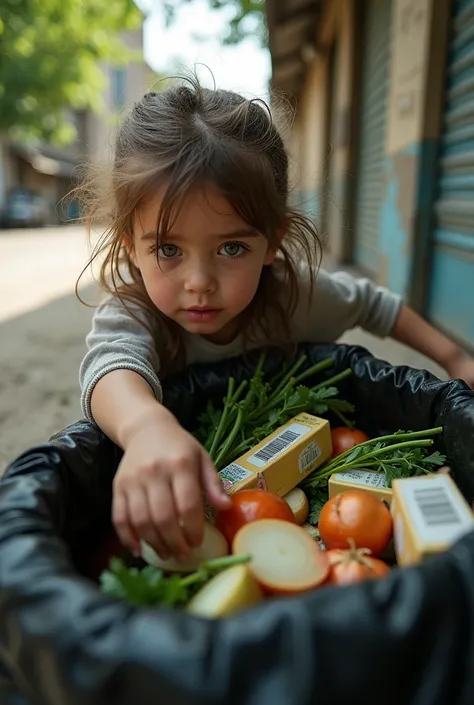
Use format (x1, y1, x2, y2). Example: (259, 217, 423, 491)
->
(79, 266, 402, 422)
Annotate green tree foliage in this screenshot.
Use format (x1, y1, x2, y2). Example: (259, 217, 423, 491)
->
(162, 0, 266, 46)
(0, 0, 142, 143)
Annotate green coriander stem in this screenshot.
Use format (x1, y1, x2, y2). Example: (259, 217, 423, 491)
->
(322, 426, 443, 470)
(202, 554, 251, 572)
(179, 554, 252, 588)
(242, 352, 266, 411)
(331, 409, 355, 428)
(267, 354, 307, 401)
(310, 368, 352, 391)
(292, 357, 334, 385)
(232, 379, 248, 404)
(307, 439, 435, 484)
(220, 439, 253, 467)
(215, 406, 245, 469)
(208, 377, 235, 458)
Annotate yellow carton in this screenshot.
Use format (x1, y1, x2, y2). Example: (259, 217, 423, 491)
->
(391, 474, 474, 567)
(218, 412, 332, 497)
(328, 470, 393, 504)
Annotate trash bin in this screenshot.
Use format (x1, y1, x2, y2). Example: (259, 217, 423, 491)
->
(1, 342, 474, 705)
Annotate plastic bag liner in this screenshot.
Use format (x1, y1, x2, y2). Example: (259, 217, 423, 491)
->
(0, 342, 474, 705)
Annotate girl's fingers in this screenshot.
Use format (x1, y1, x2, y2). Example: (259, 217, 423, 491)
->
(112, 491, 139, 552)
(437, 466, 451, 474)
(146, 478, 191, 561)
(127, 485, 170, 559)
(201, 451, 231, 510)
(172, 469, 204, 548)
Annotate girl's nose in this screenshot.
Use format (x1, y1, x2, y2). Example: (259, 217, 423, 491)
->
(183, 262, 216, 294)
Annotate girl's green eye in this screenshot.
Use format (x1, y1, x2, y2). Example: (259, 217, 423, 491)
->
(158, 244, 179, 258)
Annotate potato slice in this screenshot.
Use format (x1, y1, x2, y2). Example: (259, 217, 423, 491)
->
(187, 564, 263, 618)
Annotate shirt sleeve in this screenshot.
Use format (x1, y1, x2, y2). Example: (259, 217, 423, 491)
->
(291, 266, 403, 342)
(79, 297, 163, 423)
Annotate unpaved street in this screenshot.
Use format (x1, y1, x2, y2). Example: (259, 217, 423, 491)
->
(0, 225, 97, 469)
(0, 225, 445, 471)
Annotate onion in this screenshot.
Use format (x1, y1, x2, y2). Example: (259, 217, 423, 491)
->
(232, 518, 329, 595)
(283, 488, 309, 524)
(141, 523, 228, 573)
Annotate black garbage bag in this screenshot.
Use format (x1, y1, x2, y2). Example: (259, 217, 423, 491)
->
(1, 342, 474, 705)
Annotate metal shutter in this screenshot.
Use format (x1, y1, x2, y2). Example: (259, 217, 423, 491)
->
(427, 0, 474, 347)
(353, 0, 392, 275)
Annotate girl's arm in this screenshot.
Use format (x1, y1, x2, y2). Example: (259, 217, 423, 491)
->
(298, 267, 474, 387)
(79, 297, 163, 423)
(90, 368, 175, 449)
(392, 305, 474, 386)
(80, 296, 230, 560)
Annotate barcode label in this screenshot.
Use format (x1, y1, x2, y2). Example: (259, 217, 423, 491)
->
(247, 423, 311, 468)
(219, 463, 253, 487)
(413, 486, 460, 527)
(333, 470, 389, 489)
(397, 475, 474, 545)
(299, 442, 321, 473)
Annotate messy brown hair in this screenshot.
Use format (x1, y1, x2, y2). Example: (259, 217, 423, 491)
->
(76, 74, 321, 372)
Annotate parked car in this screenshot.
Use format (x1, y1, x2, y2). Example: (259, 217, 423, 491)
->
(1, 188, 50, 228)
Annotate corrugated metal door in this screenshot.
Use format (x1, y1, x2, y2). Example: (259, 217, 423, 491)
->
(353, 0, 392, 274)
(427, 0, 474, 348)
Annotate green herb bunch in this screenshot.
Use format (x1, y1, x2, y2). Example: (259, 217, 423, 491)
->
(195, 352, 354, 469)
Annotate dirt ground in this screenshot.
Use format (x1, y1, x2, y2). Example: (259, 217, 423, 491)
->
(0, 225, 446, 471)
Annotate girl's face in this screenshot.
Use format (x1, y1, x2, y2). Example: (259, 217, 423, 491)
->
(131, 184, 277, 344)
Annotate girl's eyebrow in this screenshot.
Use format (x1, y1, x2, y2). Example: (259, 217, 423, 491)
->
(140, 227, 260, 241)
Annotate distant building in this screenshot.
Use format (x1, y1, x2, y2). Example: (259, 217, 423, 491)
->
(266, 0, 474, 350)
(0, 24, 154, 226)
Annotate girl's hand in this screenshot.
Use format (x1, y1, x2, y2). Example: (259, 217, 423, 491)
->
(112, 409, 231, 561)
(445, 353, 474, 389)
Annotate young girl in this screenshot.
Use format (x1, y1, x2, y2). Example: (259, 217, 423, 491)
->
(78, 76, 474, 564)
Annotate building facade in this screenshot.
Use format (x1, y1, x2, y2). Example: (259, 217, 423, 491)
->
(266, 0, 474, 350)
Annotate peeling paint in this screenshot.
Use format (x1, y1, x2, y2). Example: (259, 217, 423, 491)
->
(379, 143, 420, 296)
(393, 152, 417, 257)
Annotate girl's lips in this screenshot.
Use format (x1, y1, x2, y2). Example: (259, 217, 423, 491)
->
(184, 308, 221, 323)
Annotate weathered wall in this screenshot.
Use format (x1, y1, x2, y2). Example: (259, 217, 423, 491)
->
(379, 0, 436, 296)
(287, 0, 452, 307)
(295, 51, 328, 226)
(294, 0, 355, 258)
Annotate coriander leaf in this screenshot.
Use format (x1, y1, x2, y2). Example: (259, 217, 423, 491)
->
(100, 559, 169, 607)
(324, 398, 355, 413)
(304, 482, 329, 525)
(268, 409, 279, 425)
(309, 402, 329, 415)
(309, 386, 339, 401)
(423, 451, 447, 467)
(342, 445, 366, 464)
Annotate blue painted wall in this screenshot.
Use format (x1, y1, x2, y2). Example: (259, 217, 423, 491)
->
(291, 188, 320, 224)
(379, 142, 419, 297)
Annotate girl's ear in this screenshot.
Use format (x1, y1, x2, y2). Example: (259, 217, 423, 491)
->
(264, 226, 287, 265)
(123, 235, 139, 269)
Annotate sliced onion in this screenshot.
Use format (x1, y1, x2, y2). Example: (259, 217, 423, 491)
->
(141, 523, 228, 573)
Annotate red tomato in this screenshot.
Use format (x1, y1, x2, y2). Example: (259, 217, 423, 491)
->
(216, 489, 295, 544)
(331, 427, 370, 457)
(318, 490, 393, 556)
(326, 543, 391, 586)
